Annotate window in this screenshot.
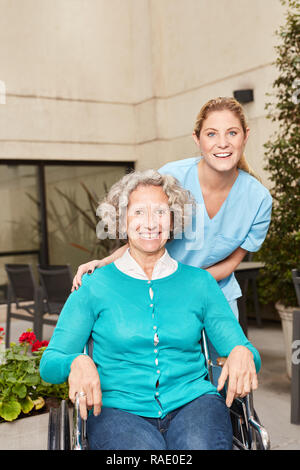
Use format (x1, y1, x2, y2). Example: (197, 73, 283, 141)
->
(0, 160, 133, 301)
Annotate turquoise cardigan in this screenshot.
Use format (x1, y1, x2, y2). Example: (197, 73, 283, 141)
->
(40, 262, 261, 418)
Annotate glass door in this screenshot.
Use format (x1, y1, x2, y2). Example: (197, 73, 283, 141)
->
(0, 160, 132, 300)
(0, 164, 40, 300)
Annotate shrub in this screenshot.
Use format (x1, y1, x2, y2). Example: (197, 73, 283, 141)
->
(255, 0, 300, 308)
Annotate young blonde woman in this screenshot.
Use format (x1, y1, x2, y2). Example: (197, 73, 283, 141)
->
(72, 96, 272, 322)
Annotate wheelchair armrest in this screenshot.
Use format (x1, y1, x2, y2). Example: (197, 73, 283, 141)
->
(216, 357, 227, 367)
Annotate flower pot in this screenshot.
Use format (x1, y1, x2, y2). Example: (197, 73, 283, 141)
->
(0, 397, 69, 450)
(0, 411, 49, 450)
(275, 302, 296, 379)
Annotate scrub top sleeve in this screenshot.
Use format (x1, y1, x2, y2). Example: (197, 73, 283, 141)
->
(240, 192, 272, 252)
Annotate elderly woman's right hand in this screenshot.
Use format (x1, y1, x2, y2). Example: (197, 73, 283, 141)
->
(68, 355, 102, 419)
(71, 259, 104, 292)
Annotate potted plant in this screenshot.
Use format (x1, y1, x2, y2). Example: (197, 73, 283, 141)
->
(255, 0, 300, 378)
(0, 328, 69, 449)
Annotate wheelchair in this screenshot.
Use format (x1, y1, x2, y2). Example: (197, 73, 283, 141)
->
(47, 330, 270, 450)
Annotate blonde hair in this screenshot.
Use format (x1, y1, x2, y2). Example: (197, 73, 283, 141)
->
(193, 97, 259, 180)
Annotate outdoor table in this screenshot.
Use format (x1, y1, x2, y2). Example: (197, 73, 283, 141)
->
(235, 261, 265, 337)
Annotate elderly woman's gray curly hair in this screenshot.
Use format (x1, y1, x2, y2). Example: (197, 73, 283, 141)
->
(96, 169, 196, 240)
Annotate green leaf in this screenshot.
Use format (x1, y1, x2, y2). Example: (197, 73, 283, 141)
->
(20, 396, 34, 414)
(23, 374, 40, 386)
(5, 374, 17, 384)
(12, 383, 27, 399)
(0, 400, 22, 421)
(33, 397, 45, 410)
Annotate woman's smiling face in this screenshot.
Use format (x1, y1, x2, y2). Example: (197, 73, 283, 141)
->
(126, 184, 172, 255)
(193, 110, 250, 173)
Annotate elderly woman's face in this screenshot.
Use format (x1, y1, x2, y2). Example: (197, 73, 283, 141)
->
(126, 185, 172, 254)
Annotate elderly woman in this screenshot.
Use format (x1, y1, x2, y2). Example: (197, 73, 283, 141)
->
(40, 169, 260, 451)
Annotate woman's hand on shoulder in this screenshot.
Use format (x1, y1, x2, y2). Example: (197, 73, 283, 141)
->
(71, 245, 129, 291)
(71, 259, 105, 292)
(217, 345, 258, 407)
(68, 355, 102, 419)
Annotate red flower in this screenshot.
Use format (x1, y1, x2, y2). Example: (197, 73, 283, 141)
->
(0, 327, 4, 344)
(31, 340, 49, 352)
(19, 331, 37, 345)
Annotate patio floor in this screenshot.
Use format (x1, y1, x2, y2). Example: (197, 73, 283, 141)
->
(247, 320, 300, 450)
(1, 314, 299, 450)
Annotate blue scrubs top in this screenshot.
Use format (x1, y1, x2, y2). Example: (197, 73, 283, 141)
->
(159, 157, 272, 302)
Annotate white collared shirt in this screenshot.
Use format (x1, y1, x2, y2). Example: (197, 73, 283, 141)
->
(114, 247, 178, 280)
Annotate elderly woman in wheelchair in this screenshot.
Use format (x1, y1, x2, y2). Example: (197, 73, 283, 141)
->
(40, 169, 263, 450)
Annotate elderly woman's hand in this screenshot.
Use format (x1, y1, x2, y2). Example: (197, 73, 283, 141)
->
(68, 355, 102, 419)
(217, 345, 258, 407)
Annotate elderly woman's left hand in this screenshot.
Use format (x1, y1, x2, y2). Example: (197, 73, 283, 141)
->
(217, 345, 258, 407)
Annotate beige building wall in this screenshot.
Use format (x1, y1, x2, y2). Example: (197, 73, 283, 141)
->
(0, 0, 286, 187)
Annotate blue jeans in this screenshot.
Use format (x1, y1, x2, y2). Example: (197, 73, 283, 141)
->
(87, 394, 233, 450)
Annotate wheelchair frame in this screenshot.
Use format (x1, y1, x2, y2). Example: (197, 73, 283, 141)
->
(48, 330, 270, 450)
(201, 328, 270, 450)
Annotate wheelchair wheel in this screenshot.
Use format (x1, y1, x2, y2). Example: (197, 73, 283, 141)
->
(251, 408, 266, 450)
(48, 400, 71, 450)
(230, 399, 269, 450)
(230, 399, 249, 450)
(48, 407, 60, 450)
